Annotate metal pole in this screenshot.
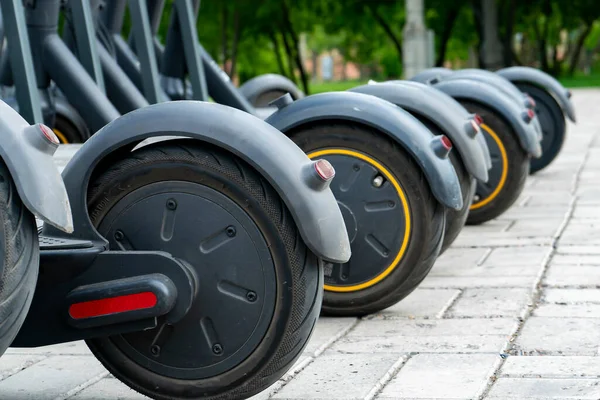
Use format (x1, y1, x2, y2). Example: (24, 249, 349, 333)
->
(402, 0, 429, 79)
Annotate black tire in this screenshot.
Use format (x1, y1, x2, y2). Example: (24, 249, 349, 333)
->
(289, 123, 445, 316)
(413, 116, 476, 253)
(514, 83, 566, 174)
(85, 142, 323, 400)
(461, 101, 530, 225)
(0, 160, 39, 357)
(53, 114, 85, 144)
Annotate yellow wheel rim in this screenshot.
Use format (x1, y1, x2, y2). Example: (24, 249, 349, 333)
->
(307, 148, 411, 292)
(52, 128, 69, 144)
(470, 123, 508, 210)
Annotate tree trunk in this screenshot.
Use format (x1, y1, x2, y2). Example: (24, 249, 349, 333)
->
(280, 30, 298, 84)
(269, 31, 287, 77)
(281, 1, 309, 94)
(435, 5, 461, 66)
(501, 0, 516, 66)
(367, 4, 403, 61)
(470, 0, 484, 67)
(568, 24, 593, 76)
(311, 50, 318, 80)
(229, 9, 241, 79)
(220, 3, 228, 69)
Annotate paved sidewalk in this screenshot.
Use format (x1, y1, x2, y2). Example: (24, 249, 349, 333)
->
(3, 90, 600, 399)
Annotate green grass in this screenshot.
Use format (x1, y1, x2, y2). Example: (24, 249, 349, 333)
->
(558, 73, 600, 88)
(308, 73, 600, 93)
(309, 80, 369, 94)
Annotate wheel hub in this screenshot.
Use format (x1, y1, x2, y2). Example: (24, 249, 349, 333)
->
(308, 150, 410, 292)
(96, 181, 276, 379)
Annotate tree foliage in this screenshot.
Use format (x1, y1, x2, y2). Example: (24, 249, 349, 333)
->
(149, 0, 600, 83)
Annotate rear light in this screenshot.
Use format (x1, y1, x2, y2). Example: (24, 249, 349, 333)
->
(69, 292, 158, 320)
(522, 109, 534, 123)
(441, 135, 452, 150)
(469, 120, 480, 137)
(39, 124, 60, 145)
(527, 95, 536, 108)
(314, 159, 335, 181)
(474, 114, 483, 125)
(431, 135, 452, 159)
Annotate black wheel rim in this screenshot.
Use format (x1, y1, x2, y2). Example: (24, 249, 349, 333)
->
(307, 149, 411, 292)
(97, 181, 277, 379)
(471, 124, 508, 210)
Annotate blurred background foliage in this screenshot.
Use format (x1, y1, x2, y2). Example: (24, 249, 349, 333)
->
(142, 0, 600, 93)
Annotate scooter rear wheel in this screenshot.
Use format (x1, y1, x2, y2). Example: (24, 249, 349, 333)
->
(290, 123, 445, 316)
(0, 160, 38, 357)
(461, 101, 530, 225)
(515, 83, 566, 174)
(414, 117, 476, 253)
(85, 142, 322, 400)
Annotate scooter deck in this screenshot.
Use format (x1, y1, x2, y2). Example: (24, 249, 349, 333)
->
(39, 235, 94, 250)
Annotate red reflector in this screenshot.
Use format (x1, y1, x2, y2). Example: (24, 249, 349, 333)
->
(440, 135, 452, 150)
(69, 292, 157, 319)
(474, 114, 483, 125)
(39, 124, 60, 145)
(314, 159, 335, 181)
(527, 109, 535, 119)
(470, 120, 480, 134)
(528, 96, 536, 108)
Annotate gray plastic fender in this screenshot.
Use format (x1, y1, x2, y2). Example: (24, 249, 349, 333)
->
(432, 79, 542, 158)
(265, 91, 463, 210)
(41, 101, 350, 263)
(348, 81, 489, 182)
(497, 66, 576, 122)
(442, 70, 544, 140)
(410, 67, 454, 84)
(239, 74, 305, 104)
(0, 101, 73, 232)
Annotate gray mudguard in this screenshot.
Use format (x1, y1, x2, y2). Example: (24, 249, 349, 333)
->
(432, 79, 542, 158)
(239, 74, 305, 104)
(41, 101, 351, 263)
(443, 70, 544, 140)
(497, 66, 576, 122)
(265, 91, 463, 210)
(0, 101, 73, 232)
(349, 81, 489, 183)
(410, 67, 454, 84)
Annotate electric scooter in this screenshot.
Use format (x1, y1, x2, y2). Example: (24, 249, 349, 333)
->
(407, 73, 542, 224)
(414, 66, 576, 174)
(88, 0, 466, 317)
(0, 1, 351, 399)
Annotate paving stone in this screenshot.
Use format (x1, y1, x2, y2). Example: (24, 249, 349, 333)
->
(0, 355, 46, 380)
(71, 377, 147, 399)
(545, 266, 600, 286)
(487, 377, 600, 399)
(543, 288, 600, 303)
(433, 247, 489, 269)
(377, 354, 498, 399)
(447, 288, 531, 318)
(420, 276, 535, 288)
(6, 341, 91, 356)
(303, 317, 357, 355)
(430, 264, 540, 278)
(0, 356, 106, 399)
(522, 192, 573, 206)
(331, 318, 514, 354)
(556, 245, 600, 255)
(483, 246, 551, 267)
(506, 218, 565, 237)
(451, 236, 553, 248)
(372, 289, 460, 319)
(501, 356, 600, 377)
(550, 253, 600, 265)
(513, 317, 600, 355)
(271, 352, 401, 399)
(560, 221, 600, 246)
(534, 303, 600, 318)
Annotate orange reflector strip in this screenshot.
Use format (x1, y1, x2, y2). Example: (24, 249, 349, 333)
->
(69, 292, 157, 319)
